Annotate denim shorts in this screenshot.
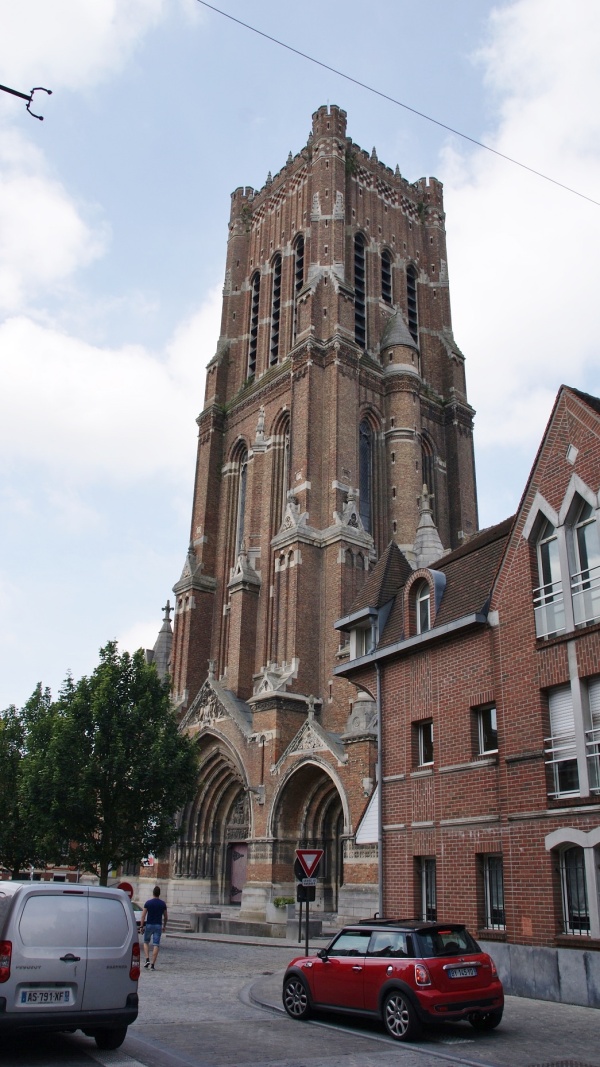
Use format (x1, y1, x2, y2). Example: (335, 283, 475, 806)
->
(143, 923, 163, 946)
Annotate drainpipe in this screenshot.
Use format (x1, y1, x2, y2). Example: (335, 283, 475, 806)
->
(376, 661, 383, 918)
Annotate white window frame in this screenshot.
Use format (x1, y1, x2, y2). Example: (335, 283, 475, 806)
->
(545, 827, 600, 940)
(419, 856, 436, 921)
(483, 854, 506, 931)
(477, 706, 498, 755)
(415, 581, 431, 635)
(418, 721, 433, 766)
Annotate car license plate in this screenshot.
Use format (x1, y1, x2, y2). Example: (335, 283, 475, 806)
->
(448, 967, 477, 979)
(20, 988, 71, 1005)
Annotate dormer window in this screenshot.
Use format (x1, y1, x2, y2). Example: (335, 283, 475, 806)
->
(415, 581, 431, 634)
(350, 621, 375, 660)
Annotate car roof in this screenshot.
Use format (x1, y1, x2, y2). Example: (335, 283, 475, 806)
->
(349, 919, 467, 932)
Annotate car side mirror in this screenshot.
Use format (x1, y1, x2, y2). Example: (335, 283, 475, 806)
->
(317, 948, 329, 960)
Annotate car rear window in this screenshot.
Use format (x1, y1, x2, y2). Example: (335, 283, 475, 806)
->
(415, 927, 480, 957)
(88, 896, 130, 947)
(19, 893, 88, 947)
(328, 930, 372, 956)
(367, 930, 410, 958)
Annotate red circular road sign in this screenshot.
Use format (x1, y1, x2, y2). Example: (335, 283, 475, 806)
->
(116, 881, 134, 899)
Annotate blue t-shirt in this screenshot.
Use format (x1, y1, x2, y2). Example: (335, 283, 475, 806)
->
(144, 897, 167, 925)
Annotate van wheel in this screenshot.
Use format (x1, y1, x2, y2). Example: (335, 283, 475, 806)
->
(94, 1027, 127, 1050)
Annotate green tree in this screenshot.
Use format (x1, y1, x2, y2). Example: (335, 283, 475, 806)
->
(32, 642, 198, 885)
(0, 687, 55, 877)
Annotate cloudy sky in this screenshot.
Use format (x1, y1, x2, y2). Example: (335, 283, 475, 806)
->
(1, 0, 599, 709)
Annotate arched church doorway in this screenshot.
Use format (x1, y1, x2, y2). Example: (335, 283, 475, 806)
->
(174, 734, 249, 905)
(272, 762, 345, 912)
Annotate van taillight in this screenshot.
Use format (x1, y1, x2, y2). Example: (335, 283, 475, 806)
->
(0, 941, 12, 983)
(130, 940, 140, 981)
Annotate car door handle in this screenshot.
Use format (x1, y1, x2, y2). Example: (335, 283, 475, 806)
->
(352, 965, 363, 971)
(60, 953, 81, 962)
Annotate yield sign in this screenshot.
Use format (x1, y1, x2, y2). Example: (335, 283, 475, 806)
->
(295, 848, 324, 878)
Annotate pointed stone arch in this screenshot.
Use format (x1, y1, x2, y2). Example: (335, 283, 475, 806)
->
(174, 730, 250, 905)
(269, 758, 349, 911)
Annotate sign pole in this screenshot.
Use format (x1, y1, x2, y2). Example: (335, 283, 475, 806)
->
(305, 894, 310, 956)
(298, 898, 303, 943)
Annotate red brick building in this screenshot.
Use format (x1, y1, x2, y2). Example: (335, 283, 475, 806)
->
(335, 385, 600, 1005)
(166, 105, 478, 920)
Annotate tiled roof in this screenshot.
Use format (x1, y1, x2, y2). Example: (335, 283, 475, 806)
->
(349, 541, 413, 613)
(379, 517, 514, 648)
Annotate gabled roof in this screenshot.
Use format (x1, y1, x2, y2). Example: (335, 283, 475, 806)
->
(348, 541, 413, 614)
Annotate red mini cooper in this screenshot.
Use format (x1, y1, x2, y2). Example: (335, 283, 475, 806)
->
(282, 919, 504, 1042)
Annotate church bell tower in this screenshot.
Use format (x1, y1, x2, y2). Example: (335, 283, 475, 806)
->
(168, 105, 477, 920)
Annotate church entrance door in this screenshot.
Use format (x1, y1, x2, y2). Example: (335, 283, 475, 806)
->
(228, 843, 247, 905)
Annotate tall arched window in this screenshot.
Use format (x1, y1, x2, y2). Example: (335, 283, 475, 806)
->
(571, 499, 600, 627)
(292, 234, 304, 344)
(235, 449, 248, 555)
(247, 272, 260, 377)
(354, 234, 366, 348)
(271, 411, 291, 532)
(381, 249, 392, 305)
(359, 420, 373, 532)
(421, 438, 436, 522)
(534, 518, 564, 637)
(406, 264, 418, 343)
(270, 254, 282, 366)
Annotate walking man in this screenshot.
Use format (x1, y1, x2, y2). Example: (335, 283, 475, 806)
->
(140, 885, 168, 970)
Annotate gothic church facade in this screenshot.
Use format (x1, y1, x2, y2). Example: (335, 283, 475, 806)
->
(167, 105, 477, 920)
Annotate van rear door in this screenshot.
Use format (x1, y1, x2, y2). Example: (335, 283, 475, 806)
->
(81, 891, 136, 1011)
(9, 888, 88, 1017)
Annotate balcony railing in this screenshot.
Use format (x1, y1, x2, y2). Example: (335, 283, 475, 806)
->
(586, 725, 600, 793)
(533, 580, 565, 638)
(571, 565, 600, 628)
(544, 731, 580, 798)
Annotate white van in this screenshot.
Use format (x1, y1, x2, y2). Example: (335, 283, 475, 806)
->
(0, 881, 139, 1049)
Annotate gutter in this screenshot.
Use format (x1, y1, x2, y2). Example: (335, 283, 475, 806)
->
(333, 611, 488, 677)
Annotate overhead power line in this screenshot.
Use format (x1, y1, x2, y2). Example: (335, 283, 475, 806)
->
(195, 0, 599, 209)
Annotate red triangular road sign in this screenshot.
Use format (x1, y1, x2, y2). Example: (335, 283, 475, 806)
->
(296, 848, 324, 878)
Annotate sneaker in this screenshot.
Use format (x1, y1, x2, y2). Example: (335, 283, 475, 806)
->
(144, 961, 150, 968)
(150, 964, 155, 970)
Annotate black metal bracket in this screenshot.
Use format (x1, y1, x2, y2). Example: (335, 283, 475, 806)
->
(0, 83, 52, 121)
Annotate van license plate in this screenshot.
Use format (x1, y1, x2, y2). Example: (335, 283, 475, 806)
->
(21, 988, 71, 1004)
(448, 967, 477, 979)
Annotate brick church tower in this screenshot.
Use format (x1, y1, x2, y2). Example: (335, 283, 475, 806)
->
(167, 105, 477, 920)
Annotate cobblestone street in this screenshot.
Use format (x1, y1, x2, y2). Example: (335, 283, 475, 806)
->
(1, 935, 599, 1067)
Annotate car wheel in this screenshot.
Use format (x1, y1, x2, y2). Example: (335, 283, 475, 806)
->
(382, 990, 421, 1042)
(282, 975, 311, 1020)
(469, 1008, 503, 1031)
(94, 1027, 128, 1050)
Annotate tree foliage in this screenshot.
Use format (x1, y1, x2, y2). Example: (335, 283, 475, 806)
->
(3, 643, 198, 885)
(0, 687, 55, 877)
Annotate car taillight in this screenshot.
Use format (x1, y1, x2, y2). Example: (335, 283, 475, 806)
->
(414, 963, 431, 986)
(0, 941, 12, 983)
(130, 940, 140, 981)
(488, 955, 498, 977)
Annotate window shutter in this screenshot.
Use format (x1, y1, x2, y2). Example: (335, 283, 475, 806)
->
(549, 685, 574, 737)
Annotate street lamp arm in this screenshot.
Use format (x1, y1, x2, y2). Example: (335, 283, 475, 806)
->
(0, 83, 52, 120)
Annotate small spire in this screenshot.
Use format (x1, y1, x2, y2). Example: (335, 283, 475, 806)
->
(287, 151, 293, 164)
(395, 164, 400, 177)
(414, 483, 444, 567)
(371, 146, 378, 162)
(265, 171, 273, 185)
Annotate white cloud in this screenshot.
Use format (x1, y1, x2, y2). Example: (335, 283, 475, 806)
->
(0, 0, 167, 91)
(0, 285, 221, 490)
(0, 130, 107, 312)
(445, 0, 600, 452)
